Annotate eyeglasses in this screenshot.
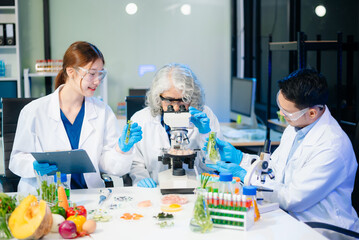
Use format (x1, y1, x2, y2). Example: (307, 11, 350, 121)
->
(276, 91, 324, 121)
(76, 66, 107, 83)
(160, 95, 190, 105)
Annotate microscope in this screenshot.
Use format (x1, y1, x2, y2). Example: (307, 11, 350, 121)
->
(158, 105, 199, 194)
(243, 139, 275, 186)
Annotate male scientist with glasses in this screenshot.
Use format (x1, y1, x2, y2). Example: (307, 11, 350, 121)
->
(208, 68, 359, 236)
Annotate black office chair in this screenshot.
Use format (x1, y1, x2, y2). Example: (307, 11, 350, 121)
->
(1, 98, 36, 192)
(125, 95, 146, 121)
(351, 121, 359, 216)
(304, 120, 359, 239)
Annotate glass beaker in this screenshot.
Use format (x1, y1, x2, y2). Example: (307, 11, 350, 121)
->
(36, 173, 56, 206)
(189, 188, 213, 233)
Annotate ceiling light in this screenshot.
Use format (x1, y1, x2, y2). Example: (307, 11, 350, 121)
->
(180, 4, 191, 15)
(315, 5, 326, 17)
(126, 3, 138, 15)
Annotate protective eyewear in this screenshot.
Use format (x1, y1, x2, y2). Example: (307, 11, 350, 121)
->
(76, 66, 107, 83)
(276, 91, 309, 121)
(160, 95, 189, 105)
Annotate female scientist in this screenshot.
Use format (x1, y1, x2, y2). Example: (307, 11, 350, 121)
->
(9, 41, 142, 194)
(129, 63, 221, 188)
(208, 68, 359, 234)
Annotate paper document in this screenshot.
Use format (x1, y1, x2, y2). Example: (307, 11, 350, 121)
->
(31, 149, 96, 174)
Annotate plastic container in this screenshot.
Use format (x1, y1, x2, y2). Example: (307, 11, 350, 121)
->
(54, 172, 70, 201)
(219, 172, 233, 194)
(242, 186, 260, 221)
(0, 60, 5, 77)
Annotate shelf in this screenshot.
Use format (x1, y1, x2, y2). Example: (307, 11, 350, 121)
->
(28, 72, 59, 77)
(0, 45, 16, 49)
(0, 77, 17, 81)
(0, 6, 15, 10)
(267, 119, 287, 133)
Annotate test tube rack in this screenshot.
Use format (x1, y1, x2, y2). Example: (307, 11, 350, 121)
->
(209, 206, 254, 230)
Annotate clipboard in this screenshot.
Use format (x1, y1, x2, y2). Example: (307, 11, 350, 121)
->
(31, 149, 96, 174)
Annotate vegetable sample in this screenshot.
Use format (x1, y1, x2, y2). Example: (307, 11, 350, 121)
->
(58, 221, 77, 239)
(58, 186, 69, 211)
(66, 205, 87, 218)
(38, 180, 56, 204)
(189, 189, 213, 233)
(51, 205, 67, 219)
(8, 195, 53, 240)
(67, 214, 86, 232)
(153, 212, 174, 220)
(125, 120, 132, 144)
(0, 193, 17, 239)
(207, 132, 220, 163)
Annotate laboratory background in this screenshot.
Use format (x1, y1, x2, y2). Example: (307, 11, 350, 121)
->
(0, 0, 359, 239)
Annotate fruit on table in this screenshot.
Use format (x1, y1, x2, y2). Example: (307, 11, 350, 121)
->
(8, 195, 53, 240)
(66, 205, 87, 218)
(50, 205, 67, 219)
(67, 214, 86, 232)
(59, 221, 77, 239)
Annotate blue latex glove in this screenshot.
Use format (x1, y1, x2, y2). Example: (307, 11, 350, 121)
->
(203, 137, 243, 164)
(118, 122, 142, 152)
(189, 106, 211, 134)
(137, 178, 157, 188)
(207, 161, 247, 181)
(33, 161, 58, 176)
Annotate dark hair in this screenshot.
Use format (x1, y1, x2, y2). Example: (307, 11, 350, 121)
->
(55, 41, 105, 89)
(278, 68, 328, 109)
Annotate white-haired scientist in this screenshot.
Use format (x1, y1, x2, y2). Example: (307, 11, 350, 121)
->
(129, 63, 222, 188)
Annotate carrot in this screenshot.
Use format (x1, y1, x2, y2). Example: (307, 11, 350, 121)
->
(58, 186, 69, 211)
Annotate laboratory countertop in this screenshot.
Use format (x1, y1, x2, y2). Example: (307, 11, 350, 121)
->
(28, 187, 326, 240)
(220, 122, 282, 147)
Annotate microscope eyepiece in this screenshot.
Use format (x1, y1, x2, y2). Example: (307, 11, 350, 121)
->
(179, 105, 187, 112)
(167, 105, 174, 112)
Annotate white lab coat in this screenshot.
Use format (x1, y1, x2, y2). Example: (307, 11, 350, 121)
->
(241, 106, 359, 230)
(9, 85, 132, 194)
(129, 106, 221, 185)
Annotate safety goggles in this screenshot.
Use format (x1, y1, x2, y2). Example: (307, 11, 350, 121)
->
(276, 91, 309, 121)
(76, 66, 107, 83)
(160, 95, 190, 105)
(276, 91, 324, 121)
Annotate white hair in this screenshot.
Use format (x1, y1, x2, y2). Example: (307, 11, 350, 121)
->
(146, 63, 205, 117)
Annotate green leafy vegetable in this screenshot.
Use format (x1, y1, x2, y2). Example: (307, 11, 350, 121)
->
(0, 193, 17, 239)
(153, 212, 173, 220)
(190, 190, 213, 233)
(156, 221, 174, 228)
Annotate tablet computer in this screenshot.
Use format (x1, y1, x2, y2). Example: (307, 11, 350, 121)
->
(31, 149, 96, 174)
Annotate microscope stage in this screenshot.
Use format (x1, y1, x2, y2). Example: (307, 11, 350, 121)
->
(158, 169, 198, 195)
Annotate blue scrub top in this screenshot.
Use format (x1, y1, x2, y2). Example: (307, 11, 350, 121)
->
(60, 101, 88, 189)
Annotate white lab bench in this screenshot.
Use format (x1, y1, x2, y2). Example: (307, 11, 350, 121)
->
(36, 187, 327, 240)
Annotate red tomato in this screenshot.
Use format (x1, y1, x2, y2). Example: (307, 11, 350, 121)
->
(66, 205, 87, 218)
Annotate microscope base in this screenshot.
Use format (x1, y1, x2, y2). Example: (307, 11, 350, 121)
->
(158, 169, 198, 194)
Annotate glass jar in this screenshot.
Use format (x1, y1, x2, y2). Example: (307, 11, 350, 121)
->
(189, 188, 213, 233)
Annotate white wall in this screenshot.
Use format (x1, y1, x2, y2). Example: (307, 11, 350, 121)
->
(43, 0, 231, 121)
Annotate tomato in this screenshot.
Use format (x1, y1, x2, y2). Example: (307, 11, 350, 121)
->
(50, 205, 67, 219)
(66, 205, 87, 218)
(67, 214, 87, 233)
